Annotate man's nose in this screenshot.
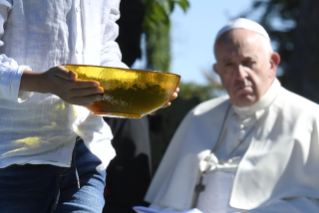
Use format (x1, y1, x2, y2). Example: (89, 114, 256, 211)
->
(234, 65, 248, 79)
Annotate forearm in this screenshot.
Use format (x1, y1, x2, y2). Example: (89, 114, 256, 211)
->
(19, 70, 46, 93)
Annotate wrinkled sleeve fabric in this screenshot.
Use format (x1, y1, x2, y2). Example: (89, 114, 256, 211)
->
(72, 105, 115, 172)
(0, 2, 33, 103)
(100, 0, 128, 69)
(248, 198, 319, 213)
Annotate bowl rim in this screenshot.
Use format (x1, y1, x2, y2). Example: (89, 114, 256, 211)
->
(63, 64, 181, 79)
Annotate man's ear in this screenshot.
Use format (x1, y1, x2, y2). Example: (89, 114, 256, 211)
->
(270, 52, 280, 69)
(269, 52, 280, 77)
(213, 63, 220, 75)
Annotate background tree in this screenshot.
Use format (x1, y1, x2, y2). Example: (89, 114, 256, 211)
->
(142, 0, 189, 72)
(284, 0, 319, 102)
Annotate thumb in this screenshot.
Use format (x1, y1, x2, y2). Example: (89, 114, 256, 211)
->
(55, 66, 77, 81)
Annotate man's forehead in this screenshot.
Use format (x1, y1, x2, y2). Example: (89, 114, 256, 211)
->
(221, 54, 258, 63)
(213, 28, 270, 62)
(214, 30, 266, 62)
(215, 29, 260, 45)
(214, 30, 264, 52)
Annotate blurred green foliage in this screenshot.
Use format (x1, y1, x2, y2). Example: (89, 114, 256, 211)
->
(142, 0, 189, 72)
(142, 0, 189, 30)
(178, 82, 214, 101)
(178, 69, 225, 101)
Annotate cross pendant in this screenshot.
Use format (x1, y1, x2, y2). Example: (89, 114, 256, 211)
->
(192, 175, 205, 208)
(195, 182, 205, 193)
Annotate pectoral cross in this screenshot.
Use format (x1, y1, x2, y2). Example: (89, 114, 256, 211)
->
(192, 174, 205, 208)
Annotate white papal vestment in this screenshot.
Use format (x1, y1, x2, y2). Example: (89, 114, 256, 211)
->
(144, 79, 319, 212)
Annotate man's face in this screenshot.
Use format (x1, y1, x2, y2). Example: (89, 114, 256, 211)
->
(213, 29, 280, 107)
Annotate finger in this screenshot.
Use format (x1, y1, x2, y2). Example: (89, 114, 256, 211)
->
(53, 66, 77, 81)
(69, 87, 104, 98)
(69, 80, 101, 90)
(68, 94, 103, 106)
(175, 87, 180, 93)
(169, 92, 178, 101)
(162, 101, 171, 108)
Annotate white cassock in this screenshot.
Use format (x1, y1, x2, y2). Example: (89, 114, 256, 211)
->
(142, 79, 319, 213)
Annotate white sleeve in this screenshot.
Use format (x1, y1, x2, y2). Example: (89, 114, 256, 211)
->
(72, 105, 115, 172)
(100, 0, 128, 69)
(248, 198, 319, 213)
(0, 2, 33, 103)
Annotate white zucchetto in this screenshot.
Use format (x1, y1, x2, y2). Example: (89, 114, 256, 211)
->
(215, 18, 270, 41)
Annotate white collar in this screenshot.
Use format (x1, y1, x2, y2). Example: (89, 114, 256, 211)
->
(232, 78, 281, 118)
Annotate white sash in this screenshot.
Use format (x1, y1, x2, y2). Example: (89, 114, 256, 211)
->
(196, 155, 242, 213)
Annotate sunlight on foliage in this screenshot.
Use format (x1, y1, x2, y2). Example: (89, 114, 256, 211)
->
(142, 0, 189, 72)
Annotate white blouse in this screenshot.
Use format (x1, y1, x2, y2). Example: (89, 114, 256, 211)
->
(0, 0, 127, 170)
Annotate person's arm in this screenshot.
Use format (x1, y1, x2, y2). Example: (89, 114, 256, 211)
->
(247, 197, 319, 213)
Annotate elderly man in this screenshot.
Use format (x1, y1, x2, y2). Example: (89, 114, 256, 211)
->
(138, 18, 319, 213)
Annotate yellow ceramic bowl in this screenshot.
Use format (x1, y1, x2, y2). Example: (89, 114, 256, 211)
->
(64, 64, 181, 118)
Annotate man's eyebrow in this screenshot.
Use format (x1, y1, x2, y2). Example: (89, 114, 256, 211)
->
(242, 56, 254, 61)
(222, 58, 233, 63)
(243, 54, 259, 60)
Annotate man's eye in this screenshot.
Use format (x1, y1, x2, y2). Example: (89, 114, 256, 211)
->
(243, 61, 255, 67)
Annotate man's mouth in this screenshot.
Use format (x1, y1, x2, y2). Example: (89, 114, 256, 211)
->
(234, 84, 252, 92)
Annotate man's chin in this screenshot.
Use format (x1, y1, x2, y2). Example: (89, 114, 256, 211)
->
(232, 95, 256, 107)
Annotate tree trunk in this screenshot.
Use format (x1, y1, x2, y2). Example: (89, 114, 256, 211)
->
(145, 23, 171, 72)
(285, 0, 319, 103)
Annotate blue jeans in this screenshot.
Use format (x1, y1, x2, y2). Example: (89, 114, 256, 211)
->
(0, 138, 106, 213)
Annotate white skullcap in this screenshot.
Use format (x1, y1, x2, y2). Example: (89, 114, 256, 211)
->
(215, 18, 270, 41)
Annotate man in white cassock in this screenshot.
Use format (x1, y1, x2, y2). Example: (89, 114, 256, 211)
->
(138, 18, 319, 213)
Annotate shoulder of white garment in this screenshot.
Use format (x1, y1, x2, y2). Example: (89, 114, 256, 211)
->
(276, 87, 319, 117)
(192, 95, 230, 116)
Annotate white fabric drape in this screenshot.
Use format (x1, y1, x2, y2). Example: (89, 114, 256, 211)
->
(144, 79, 319, 212)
